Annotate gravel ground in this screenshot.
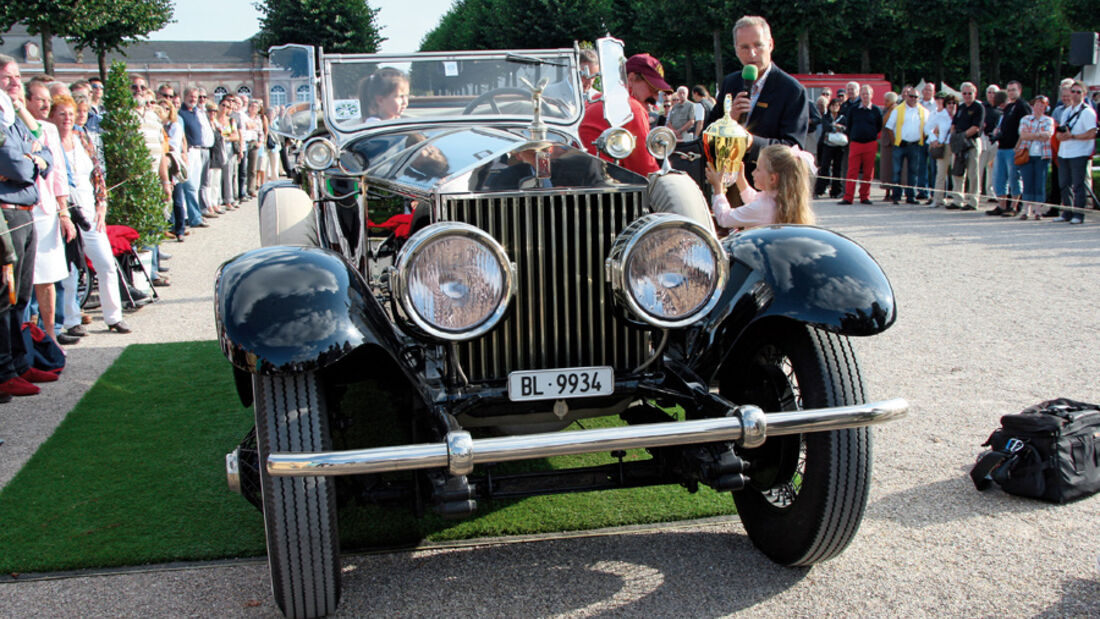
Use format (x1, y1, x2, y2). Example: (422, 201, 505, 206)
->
(2, 195, 1099, 617)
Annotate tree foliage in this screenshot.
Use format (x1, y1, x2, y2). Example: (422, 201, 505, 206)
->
(100, 61, 165, 249)
(0, 1, 173, 77)
(420, 0, 614, 52)
(254, 0, 386, 53)
(0, 0, 90, 74)
(418, 0, 1099, 97)
(67, 0, 175, 82)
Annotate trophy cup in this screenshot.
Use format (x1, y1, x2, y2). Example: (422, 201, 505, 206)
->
(702, 94, 750, 188)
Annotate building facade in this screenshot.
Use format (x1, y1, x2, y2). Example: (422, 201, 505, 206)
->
(1, 24, 298, 106)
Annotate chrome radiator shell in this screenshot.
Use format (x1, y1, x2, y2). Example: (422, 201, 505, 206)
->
(443, 190, 648, 381)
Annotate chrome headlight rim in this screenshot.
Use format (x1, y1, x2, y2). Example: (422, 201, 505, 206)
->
(646, 126, 677, 160)
(595, 126, 636, 160)
(606, 213, 728, 329)
(302, 136, 338, 170)
(393, 222, 516, 341)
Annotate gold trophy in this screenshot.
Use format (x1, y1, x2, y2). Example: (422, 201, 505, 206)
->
(702, 94, 750, 188)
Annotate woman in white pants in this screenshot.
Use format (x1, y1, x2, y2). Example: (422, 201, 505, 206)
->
(204, 103, 223, 208)
(53, 95, 131, 334)
(926, 93, 957, 207)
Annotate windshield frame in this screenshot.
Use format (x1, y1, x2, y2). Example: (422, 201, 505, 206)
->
(320, 48, 583, 141)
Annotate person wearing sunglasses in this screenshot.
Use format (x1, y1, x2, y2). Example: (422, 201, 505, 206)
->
(1053, 81, 1097, 224)
(86, 77, 104, 113)
(579, 48, 600, 105)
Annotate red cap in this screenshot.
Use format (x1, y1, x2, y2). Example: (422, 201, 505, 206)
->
(625, 54, 671, 92)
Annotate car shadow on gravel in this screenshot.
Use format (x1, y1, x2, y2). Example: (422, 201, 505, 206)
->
(337, 529, 808, 616)
(1033, 577, 1100, 617)
(868, 476, 1066, 528)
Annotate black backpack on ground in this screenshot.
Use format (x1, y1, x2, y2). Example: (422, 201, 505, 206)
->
(971, 398, 1100, 503)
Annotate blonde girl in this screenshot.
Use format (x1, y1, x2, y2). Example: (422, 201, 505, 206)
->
(705, 144, 816, 229)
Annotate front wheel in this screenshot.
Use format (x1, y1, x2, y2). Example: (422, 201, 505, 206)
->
(254, 372, 341, 618)
(720, 323, 871, 566)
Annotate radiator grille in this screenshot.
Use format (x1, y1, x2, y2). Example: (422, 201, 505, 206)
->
(445, 191, 648, 382)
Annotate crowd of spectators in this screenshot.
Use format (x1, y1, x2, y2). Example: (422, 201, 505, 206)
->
(0, 53, 283, 401)
(0, 19, 1095, 403)
(812, 76, 1097, 222)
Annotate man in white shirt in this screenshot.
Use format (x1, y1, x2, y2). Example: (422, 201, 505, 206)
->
(884, 85, 928, 204)
(916, 81, 937, 200)
(918, 82, 936, 113)
(1053, 80, 1097, 224)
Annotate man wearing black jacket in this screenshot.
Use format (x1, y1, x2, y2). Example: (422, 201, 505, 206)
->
(706, 15, 808, 172)
(951, 82, 985, 211)
(987, 81, 1031, 216)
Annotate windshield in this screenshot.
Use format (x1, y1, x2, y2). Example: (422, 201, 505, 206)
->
(323, 50, 582, 133)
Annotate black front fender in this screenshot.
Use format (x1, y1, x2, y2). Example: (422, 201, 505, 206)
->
(214, 245, 400, 375)
(685, 225, 896, 378)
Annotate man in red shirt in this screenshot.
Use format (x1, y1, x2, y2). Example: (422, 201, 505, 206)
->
(578, 53, 670, 176)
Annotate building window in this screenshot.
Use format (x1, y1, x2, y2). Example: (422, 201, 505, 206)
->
(213, 86, 228, 102)
(269, 85, 287, 107)
(296, 84, 312, 103)
(237, 85, 252, 97)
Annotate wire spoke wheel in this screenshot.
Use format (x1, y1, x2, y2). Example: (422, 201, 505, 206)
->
(720, 322, 872, 566)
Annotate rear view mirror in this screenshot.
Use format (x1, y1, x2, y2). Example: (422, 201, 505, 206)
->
(268, 44, 318, 140)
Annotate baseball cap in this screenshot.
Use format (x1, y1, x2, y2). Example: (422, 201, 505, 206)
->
(625, 54, 671, 92)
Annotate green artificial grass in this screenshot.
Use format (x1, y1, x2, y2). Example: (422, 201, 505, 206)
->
(0, 342, 734, 574)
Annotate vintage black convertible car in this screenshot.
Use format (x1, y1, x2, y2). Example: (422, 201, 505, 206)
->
(215, 40, 907, 618)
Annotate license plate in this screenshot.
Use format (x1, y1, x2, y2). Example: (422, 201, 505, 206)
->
(507, 366, 614, 402)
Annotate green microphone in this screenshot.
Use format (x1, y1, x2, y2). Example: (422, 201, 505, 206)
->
(740, 65, 758, 123)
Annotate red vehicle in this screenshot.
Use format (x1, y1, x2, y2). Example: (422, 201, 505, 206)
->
(794, 73, 894, 105)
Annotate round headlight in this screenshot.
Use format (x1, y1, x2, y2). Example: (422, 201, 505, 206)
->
(302, 137, 337, 170)
(646, 126, 677, 160)
(606, 214, 727, 328)
(394, 223, 515, 340)
(595, 127, 636, 160)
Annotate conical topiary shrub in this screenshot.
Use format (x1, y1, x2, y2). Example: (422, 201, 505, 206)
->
(100, 61, 165, 248)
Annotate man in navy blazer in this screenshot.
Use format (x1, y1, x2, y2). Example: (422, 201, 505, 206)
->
(706, 15, 808, 170)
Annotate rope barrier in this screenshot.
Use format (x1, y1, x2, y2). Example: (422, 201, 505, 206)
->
(2, 174, 149, 235)
(811, 170, 1098, 216)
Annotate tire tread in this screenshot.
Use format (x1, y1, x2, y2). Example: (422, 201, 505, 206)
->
(256, 373, 340, 618)
(730, 323, 873, 566)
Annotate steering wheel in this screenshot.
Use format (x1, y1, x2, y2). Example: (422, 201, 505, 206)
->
(462, 87, 572, 116)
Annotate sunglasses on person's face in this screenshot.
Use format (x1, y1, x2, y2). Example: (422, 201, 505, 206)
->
(1071, 89, 1084, 95)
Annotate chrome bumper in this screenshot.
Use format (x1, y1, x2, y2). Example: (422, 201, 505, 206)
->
(266, 398, 908, 478)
